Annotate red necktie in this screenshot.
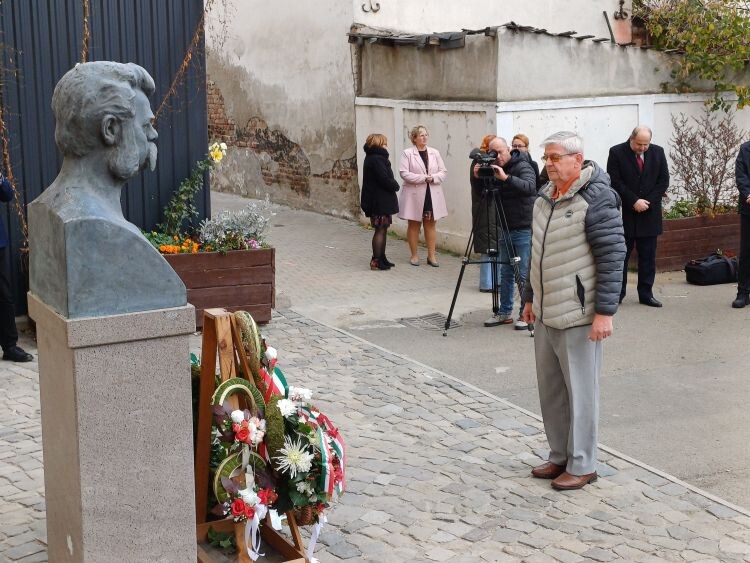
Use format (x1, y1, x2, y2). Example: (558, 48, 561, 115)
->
(636, 154, 644, 173)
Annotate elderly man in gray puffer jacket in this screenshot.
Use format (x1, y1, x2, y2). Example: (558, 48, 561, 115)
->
(521, 131, 626, 491)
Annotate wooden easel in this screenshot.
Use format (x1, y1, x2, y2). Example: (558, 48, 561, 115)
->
(194, 308, 307, 563)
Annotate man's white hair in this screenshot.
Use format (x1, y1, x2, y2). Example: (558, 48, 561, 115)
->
(540, 131, 584, 155)
(488, 136, 508, 148)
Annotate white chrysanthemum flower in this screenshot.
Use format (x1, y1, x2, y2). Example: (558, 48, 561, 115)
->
(230, 410, 245, 424)
(296, 481, 315, 495)
(276, 399, 296, 418)
(274, 436, 313, 478)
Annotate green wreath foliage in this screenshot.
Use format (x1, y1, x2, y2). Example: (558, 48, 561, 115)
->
(265, 395, 285, 466)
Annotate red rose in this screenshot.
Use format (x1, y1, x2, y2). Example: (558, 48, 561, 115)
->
(231, 498, 246, 517)
(244, 504, 255, 520)
(235, 427, 250, 443)
(257, 489, 269, 505)
(232, 423, 241, 433)
(267, 490, 278, 504)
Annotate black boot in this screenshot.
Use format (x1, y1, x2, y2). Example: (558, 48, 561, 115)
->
(370, 257, 391, 271)
(732, 291, 750, 308)
(383, 256, 395, 267)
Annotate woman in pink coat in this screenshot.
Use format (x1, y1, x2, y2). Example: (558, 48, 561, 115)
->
(398, 125, 448, 266)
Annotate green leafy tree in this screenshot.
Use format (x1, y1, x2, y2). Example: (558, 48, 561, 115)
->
(634, 0, 750, 110)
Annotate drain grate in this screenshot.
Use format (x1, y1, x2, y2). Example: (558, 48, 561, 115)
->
(399, 312, 460, 331)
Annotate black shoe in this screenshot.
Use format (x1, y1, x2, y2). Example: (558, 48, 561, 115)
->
(2, 345, 33, 362)
(618, 295, 624, 304)
(382, 256, 395, 268)
(639, 296, 662, 308)
(370, 257, 390, 271)
(732, 292, 750, 308)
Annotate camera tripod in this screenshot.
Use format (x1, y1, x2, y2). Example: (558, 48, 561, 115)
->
(443, 173, 534, 337)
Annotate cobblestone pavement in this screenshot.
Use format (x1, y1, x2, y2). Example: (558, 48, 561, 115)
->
(3, 194, 750, 561)
(5, 311, 750, 562)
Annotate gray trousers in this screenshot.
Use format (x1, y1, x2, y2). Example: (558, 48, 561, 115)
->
(535, 322, 601, 475)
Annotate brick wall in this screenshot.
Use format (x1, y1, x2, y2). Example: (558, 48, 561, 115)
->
(207, 80, 236, 144)
(206, 79, 359, 214)
(629, 214, 742, 272)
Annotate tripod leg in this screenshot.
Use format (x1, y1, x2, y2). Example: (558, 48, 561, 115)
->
(443, 261, 468, 336)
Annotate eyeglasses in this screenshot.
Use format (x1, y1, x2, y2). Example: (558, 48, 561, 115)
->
(541, 153, 578, 163)
(511, 144, 527, 149)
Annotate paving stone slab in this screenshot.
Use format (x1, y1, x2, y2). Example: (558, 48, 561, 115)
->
(3, 312, 750, 561)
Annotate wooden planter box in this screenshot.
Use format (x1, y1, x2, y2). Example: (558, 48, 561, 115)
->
(634, 214, 741, 272)
(165, 248, 275, 328)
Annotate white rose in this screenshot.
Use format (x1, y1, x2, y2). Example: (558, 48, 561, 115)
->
(239, 488, 260, 506)
(265, 346, 277, 362)
(230, 410, 245, 424)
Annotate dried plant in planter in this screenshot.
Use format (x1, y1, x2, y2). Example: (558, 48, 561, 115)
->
(198, 199, 271, 253)
(669, 108, 745, 217)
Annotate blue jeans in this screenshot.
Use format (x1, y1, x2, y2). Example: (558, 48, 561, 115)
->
(479, 228, 531, 316)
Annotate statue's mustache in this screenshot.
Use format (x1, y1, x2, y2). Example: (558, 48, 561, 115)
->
(146, 142, 157, 172)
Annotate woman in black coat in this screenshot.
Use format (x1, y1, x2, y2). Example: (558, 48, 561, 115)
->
(361, 134, 400, 270)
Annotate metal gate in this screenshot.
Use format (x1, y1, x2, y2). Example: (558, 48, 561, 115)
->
(0, 0, 209, 310)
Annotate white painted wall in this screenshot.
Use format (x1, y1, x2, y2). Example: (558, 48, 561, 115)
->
(358, 93, 749, 253)
(356, 99, 495, 251)
(354, 0, 632, 40)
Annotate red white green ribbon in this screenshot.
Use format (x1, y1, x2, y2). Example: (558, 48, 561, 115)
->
(259, 366, 289, 402)
(296, 407, 345, 496)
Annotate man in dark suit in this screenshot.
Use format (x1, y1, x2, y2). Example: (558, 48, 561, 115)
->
(607, 126, 670, 307)
(0, 172, 33, 362)
(733, 140, 750, 308)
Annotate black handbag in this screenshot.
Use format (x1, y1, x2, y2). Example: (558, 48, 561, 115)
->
(684, 252, 738, 285)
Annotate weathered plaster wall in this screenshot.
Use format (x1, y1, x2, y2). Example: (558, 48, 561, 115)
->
(206, 0, 359, 217)
(354, 0, 632, 41)
(359, 35, 498, 102)
(356, 99, 496, 252)
(495, 28, 714, 101)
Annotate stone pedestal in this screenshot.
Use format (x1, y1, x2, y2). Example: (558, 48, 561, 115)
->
(28, 294, 197, 562)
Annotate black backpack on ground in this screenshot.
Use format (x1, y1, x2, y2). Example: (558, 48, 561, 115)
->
(684, 252, 738, 285)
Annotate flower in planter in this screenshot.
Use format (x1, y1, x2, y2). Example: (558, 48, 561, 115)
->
(198, 200, 271, 253)
(144, 165, 272, 255)
(209, 142, 228, 164)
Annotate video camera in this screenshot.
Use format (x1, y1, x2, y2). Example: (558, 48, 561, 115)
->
(470, 148, 498, 179)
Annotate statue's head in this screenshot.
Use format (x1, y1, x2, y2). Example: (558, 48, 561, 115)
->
(52, 61, 158, 181)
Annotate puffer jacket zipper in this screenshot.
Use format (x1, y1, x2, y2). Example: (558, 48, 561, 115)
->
(538, 196, 556, 322)
(575, 274, 585, 314)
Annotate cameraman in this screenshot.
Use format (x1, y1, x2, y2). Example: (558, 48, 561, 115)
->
(472, 137, 537, 328)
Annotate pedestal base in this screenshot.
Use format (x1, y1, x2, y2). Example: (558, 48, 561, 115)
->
(28, 294, 197, 562)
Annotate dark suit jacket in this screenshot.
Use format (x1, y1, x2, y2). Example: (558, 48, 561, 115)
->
(0, 175, 13, 249)
(736, 141, 750, 216)
(607, 141, 670, 237)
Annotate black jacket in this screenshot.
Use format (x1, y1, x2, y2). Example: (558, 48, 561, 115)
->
(607, 140, 670, 237)
(361, 145, 399, 217)
(0, 175, 13, 248)
(470, 150, 536, 253)
(736, 141, 750, 216)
